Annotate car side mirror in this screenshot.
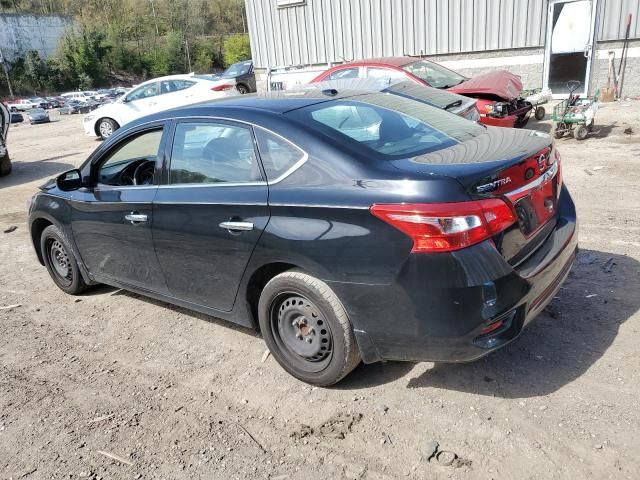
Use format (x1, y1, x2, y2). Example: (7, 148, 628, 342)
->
(56, 169, 83, 191)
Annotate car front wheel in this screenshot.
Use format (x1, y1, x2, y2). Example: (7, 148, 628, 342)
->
(258, 270, 361, 386)
(98, 118, 119, 140)
(41, 225, 89, 294)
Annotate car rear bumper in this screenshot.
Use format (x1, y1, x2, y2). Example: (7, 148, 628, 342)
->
(328, 185, 578, 364)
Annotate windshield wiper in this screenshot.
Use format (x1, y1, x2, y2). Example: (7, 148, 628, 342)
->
(443, 99, 463, 110)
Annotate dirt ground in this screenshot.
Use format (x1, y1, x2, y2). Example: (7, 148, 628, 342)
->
(1, 104, 639, 480)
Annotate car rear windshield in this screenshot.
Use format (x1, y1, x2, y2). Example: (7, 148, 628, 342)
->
(285, 93, 485, 159)
(222, 61, 252, 78)
(403, 60, 465, 89)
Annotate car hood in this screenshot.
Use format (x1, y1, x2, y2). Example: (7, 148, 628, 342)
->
(448, 70, 523, 100)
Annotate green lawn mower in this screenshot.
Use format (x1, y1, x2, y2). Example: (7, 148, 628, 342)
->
(552, 80, 599, 141)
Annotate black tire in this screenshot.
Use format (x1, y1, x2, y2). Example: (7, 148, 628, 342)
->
(236, 84, 250, 94)
(534, 106, 546, 120)
(0, 153, 11, 176)
(514, 115, 530, 128)
(575, 125, 589, 141)
(587, 120, 594, 132)
(554, 123, 566, 139)
(40, 225, 89, 295)
(258, 270, 361, 386)
(97, 118, 119, 140)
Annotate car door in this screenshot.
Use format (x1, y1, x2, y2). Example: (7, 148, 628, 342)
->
(70, 123, 169, 293)
(152, 119, 269, 312)
(120, 82, 162, 125)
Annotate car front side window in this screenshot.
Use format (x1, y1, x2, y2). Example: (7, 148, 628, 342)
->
(170, 122, 262, 184)
(96, 129, 163, 186)
(126, 83, 159, 102)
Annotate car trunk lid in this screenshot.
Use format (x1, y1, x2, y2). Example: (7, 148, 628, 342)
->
(390, 127, 560, 264)
(449, 70, 523, 101)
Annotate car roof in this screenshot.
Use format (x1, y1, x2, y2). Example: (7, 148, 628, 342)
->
(344, 56, 420, 67)
(123, 89, 378, 130)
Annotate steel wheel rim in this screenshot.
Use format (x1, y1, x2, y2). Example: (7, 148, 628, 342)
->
(47, 239, 73, 286)
(270, 293, 333, 373)
(99, 121, 113, 137)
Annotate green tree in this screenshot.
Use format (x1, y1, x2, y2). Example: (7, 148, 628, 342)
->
(60, 27, 110, 86)
(24, 50, 47, 90)
(223, 34, 250, 67)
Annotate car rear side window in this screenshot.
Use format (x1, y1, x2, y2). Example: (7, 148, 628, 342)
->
(254, 128, 306, 182)
(286, 94, 484, 159)
(160, 80, 195, 94)
(170, 122, 262, 184)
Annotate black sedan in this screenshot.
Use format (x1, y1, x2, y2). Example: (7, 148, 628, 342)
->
(59, 100, 92, 115)
(28, 91, 577, 385)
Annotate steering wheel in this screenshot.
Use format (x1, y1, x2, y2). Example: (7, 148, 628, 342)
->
(133, 160, 155, 185)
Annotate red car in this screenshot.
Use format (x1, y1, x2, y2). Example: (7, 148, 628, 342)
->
(311, 56, 532, 128)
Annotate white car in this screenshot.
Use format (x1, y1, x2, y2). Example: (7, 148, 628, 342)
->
(7, 98, 40, 111)
(83, 74, 237, 139)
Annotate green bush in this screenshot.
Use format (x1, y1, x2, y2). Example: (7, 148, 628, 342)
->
(223, 34, 251, 67)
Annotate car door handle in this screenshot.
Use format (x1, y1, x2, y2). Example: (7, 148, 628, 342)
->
(124, 213, 148, 224)
(219, 221, 254, 232)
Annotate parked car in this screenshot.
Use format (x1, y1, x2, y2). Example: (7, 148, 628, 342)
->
(59, 100, 92, 115)
(7, 98, 40, 112)
(45, 97, 62, 108)
(10, 112, 24, 123)
(82, 74, 237, 140)
(60, 91, 93, 102)
(29, 90, 577, 386)
(27, 108, 50, 124)
(218, 60, 256, 94)
(307, 78, 480, 122)
(311, 57, 533, 128)
(26, 97, 51, 109)
(0, 102, 10, 176)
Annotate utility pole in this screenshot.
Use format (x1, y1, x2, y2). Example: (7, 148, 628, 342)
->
(185, 39, 192, 72)
(150, 0, 160, 37)
(0, 46, 14, 99)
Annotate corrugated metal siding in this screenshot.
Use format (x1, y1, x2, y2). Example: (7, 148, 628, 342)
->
(245, 0, 640, 68)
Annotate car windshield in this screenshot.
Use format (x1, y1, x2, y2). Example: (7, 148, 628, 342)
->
(402, 60, 466, 89)
(31, 108, 45, 114)
(285, 93, 484, 159)
(222, 61, 252, 78)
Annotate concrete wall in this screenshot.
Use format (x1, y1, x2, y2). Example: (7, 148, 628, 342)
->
(0, 14, 72, 62)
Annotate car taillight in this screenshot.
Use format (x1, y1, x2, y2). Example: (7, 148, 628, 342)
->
(370, 199, 516, 253)
(211, 84, 234, 91)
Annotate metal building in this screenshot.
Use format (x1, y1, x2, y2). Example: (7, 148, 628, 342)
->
(245, 0, 640, 97)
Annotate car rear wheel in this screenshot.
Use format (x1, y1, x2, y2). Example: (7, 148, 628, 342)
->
(236, 84, 250, 94)
(98, 118, 119, 140)
(258, 270, 361, 386)
(534, 106, 546, 120)
(41, 225, 89, 295)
